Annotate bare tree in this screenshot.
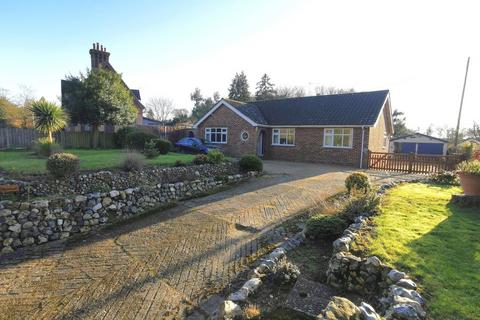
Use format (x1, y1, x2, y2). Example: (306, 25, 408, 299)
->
(14, 84, 35, 107)
(315, 86, 355, 96)
(147, 97, 174, 122)
(0, 87, 9, 99)
(275, 86, 305, 98)
(467, 122, 480, 140)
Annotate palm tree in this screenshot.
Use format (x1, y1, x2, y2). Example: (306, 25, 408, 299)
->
(29, 98, 68, 143)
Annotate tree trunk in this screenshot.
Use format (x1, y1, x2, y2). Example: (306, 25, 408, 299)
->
(91, 124, 99, 149)
(48, 131, 53, 143)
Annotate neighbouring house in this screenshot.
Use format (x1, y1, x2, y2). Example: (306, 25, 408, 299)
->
(142, 117, 164, 127)
(389, 133, 448, 155)
(193, 90, 393, 168)
(61, 43, 145, 132)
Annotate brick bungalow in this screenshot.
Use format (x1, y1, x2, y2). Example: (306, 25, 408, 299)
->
(193, 90, 393, 168)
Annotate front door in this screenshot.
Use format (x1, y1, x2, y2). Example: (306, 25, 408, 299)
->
(257, 131, 264, 157)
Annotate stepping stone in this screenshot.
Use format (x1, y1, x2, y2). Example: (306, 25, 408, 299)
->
(285, 276, 336, 317)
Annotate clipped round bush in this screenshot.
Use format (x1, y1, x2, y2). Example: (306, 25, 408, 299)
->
(345, 172, 370, 194)
(305, 214, 348, 240)
(207, 150, 225, 164)
(46, 153, 79, 178)
(114, 127, 136, 148)
(125, 131, 157, 150)
(153, 139, 171, 155)
(239, 155, 263, 172)
(121, 152, 144, 171)
(193, 154, 209, 165)
(33, 137, 62, 157)
(143, 140, 159, 159)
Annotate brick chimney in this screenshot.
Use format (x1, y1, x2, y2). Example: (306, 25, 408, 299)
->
(89, 42, 110, 69)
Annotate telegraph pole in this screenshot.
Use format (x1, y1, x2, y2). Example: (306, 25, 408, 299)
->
(454, 57, 470, 150)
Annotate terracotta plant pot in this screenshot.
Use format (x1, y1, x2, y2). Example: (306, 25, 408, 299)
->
(458, 172, 480, 196)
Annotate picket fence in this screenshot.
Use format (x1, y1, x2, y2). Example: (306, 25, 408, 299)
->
(368, 151, 464, 173)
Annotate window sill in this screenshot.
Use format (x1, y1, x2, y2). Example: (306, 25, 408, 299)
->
(208, 142, 227, 144)
(322, 146, 353, 149)
(272, 144, 295, 147)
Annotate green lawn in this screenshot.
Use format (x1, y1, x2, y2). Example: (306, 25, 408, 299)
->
(367, 183, 480, 320)
(0, 149, 195, 174)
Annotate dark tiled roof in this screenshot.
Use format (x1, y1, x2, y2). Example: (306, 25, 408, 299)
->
(227, 90, 389, 126)
(224, 99, 268, 125)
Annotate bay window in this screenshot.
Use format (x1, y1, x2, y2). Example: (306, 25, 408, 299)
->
(323, 128, 353, 148)
(272, 128, 295, 146)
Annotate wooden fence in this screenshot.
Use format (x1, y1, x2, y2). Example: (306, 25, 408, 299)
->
(0, 128, 115, 149)
(368, 152, 464, 173)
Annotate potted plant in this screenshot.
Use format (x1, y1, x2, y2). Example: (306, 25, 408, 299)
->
(457, 160, 480, 196)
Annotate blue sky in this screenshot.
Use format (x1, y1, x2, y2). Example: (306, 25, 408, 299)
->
(1, 0, 479, 131)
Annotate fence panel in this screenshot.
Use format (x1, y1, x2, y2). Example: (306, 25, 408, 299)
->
(0, 128, 115, 149)
(368, 152, 463, 173)
(0, 128, 38, 149)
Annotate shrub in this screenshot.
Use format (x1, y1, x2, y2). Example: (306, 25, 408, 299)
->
(457, 160, 480, 176)
(207, 150, 225, 164)
(345, 172, 370, 194)
(174, 160, 186, 167)
(343, 191, 380, 222)
(305, 214, 348, 240)
(239, 155, 263, 172)
(430, 171, 460, 185)
(114, 127, 136, 148)
(125, 131, 157, 150)
(143, 140, 159, 159)
(46, 153, 79, 178)
(121, 152, 144, 171)
(33, 137, 62, 157)
(193, 154, 209, 165)
(153, 139, 171, 155)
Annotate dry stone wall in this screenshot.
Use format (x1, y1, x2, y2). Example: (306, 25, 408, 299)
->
(326, 181, 427, 320)
(0, 162, 239, 197)
(0, 171, 257, 255)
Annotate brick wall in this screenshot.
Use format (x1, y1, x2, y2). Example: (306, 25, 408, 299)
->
(368, 108, 388, 153)
(196, 102, 391, 168)
(263, 127, 368, 167)
(197, 104, 258, 157)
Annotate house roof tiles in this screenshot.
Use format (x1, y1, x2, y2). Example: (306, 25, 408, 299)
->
(226, 90, 389, 126)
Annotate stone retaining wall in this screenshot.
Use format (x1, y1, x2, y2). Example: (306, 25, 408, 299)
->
(0, 172, 256, 255)
(326, 181, 427, 320)
(0, 162, 240, 197)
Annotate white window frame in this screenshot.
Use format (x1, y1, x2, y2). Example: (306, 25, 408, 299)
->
(323, 128, 353, 149)
(205, 127, 228, 144)
(272, 128, 295, 146)
(240, 130, 249, 142)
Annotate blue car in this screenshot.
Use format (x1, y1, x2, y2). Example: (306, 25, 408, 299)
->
(175, 137, 220, 154)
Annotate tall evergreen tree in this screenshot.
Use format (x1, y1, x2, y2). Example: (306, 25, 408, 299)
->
(63, 68, 137, 147)
(392, 109, 411, 137)
(228, 71, 251, 102)
(255, 74, 276, 100)
(190, 88, 219, 121)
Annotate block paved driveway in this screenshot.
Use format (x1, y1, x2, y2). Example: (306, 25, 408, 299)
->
(0, 161, 406, 319)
